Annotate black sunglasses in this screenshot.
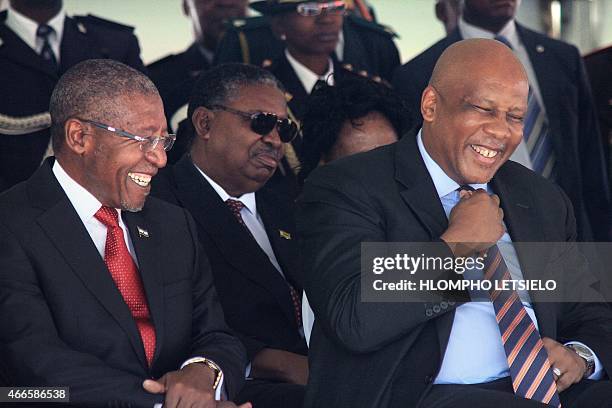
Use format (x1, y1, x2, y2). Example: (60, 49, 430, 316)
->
(207, 105, 298, 143)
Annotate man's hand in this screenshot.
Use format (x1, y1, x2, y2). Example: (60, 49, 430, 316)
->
(441, 189, 504, 257)
(251, 348, 309, 385)
(143, 363, 252, 408)
(542, 337, 587, 392)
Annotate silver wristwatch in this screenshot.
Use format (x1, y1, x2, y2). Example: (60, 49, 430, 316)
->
(566, 343, 595, 378)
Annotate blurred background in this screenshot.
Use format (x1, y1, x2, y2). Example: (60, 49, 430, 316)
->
(2, 0, 610, 64)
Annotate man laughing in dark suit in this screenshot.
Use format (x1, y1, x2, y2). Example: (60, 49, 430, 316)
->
(299, 39, 612, 408)
(392, 0, 610, 242)
(0, 59, 250, 408)
(151, 63, 307, 408)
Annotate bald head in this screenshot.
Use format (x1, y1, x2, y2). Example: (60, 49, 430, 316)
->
(429, 38, 527, 96)
(420, 38, 529, 185)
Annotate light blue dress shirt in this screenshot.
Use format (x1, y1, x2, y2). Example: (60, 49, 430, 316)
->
(414, 130, 602, 384)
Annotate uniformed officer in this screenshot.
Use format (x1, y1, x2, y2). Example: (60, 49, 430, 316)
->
(0, 0, 146, 192)
(147, 0, 248, 145)
(214, 0, 400, 82)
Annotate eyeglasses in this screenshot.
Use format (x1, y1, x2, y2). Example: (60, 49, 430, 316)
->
(207, 105, 298, 143)
(81, 119, 176, 152)
(296, 1, 346, 17)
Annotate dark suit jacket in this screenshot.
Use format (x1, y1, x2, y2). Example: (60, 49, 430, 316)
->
(151, 155, 307, 360)
(584, 45, 612, 177)
(392, 25, 611, 242)
(297, 130, 612, 408)
(0, 11, 146, 192)
(0, 159, 246, 407)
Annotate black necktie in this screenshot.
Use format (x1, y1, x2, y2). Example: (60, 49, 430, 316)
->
(37, 24, 58, 70)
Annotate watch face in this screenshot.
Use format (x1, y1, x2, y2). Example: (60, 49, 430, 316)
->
(569, 344, 594, 361)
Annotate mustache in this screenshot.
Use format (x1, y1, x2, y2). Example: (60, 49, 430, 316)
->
(252, 144, 283, 160)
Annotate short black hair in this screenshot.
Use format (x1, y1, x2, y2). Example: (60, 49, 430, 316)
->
(298, 74, 414, 184)
(183, 63, 285, 147)
(187, 63, 284, 123)
(49, 59, 158, 154)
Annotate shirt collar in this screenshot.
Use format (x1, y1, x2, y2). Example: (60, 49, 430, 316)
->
(458, 16, 519, 48)
(52, 160, 116, 224)
(192, 161, 258, 216)
(284, 49, 335, 94)
(417, 129, 487, 198)
(6, 5, 65, 51)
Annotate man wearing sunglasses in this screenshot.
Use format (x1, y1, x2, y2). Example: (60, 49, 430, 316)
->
(0, 59, 250, 408)
(152, 63, 307, 408)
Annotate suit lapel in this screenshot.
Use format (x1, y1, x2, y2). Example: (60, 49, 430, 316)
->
(394, 130, 449, 239)
(30, 160, 148, 367)
(257, 191, 300, 289)
(172, 157, 298, 326)
(122, 210, 165, 366)
(0, 20, 58, 79)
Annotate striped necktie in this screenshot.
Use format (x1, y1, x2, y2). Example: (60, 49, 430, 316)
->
(484, 245, 561, 406)
(458, 186, 560, 406)
(495, 35, 555, 178)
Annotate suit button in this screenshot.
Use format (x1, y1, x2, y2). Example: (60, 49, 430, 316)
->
(425, 308, 433, 317)
(424, 374, 434, 384)
(433, 305, 441, 313)
(440, 301, 448, 309)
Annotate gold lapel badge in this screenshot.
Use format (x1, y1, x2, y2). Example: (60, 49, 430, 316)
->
(279, 230, 292, 240)
(137, 226, 150, 238)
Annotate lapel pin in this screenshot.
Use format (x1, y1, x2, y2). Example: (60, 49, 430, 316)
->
(279, 230, 292, 240)
(77, 22, 87, 34)
(536, 45, 545, 53)
(137, 226, 150, 238)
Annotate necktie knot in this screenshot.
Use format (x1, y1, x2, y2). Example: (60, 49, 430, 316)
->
(457, 185, 475, 192)
(95, 206, 120, 228)
(36, 24, 54, 39)
(225, 199, 246, 217)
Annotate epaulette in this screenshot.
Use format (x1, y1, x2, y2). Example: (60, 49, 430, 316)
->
(74, 15, 136, 32)
(346, 14, 398, 38)
(228, 16, 269, 32)
(340, 63, 389, 87)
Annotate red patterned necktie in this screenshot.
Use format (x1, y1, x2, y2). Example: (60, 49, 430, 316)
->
(95, 206, 156, 366)
(225, 199, 303, 327)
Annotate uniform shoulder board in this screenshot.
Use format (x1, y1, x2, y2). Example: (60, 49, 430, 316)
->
(74, 15, 136, 32)
(228, 16, 269, 32)
(346, 14, 398, 38)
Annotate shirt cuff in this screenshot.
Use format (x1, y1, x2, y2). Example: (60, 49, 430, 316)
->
(564, 341, 603, 380)
(180, 356, 226, 400)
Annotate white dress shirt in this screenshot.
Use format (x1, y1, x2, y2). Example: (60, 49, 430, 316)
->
(52, 161, 224, 404)
(458, 16, 547, 170)
(285, 49, 335, 94)
(6, 4, 65, 64)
